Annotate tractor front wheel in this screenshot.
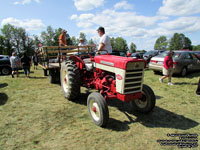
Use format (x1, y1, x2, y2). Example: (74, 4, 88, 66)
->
(87, 92, 109, 127)
(130, 84, 156, 113)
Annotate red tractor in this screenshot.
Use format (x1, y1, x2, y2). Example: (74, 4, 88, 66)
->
(60, 50, 156, 127)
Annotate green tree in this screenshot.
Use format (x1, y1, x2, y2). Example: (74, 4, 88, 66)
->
(41, 26, 55, 46)
(169, 33, 182, 50)
(32, 35, 41, 49)
(154, 36, 168, 50)
(169, 33, 192, 50)
(79, 32, 87, 43)
(110, 37, 115, 48)
(1, 24, 15, 55)
(88, 39, 94, 45)
(129, 42, 137, 53)
(1, 24, 34, 55)
(71, 36, 78, 45)
(183, 37, 192, 50)
(192, 45, 200, 50)
(41, 26, 71, 46)
(0, 35, 6, 55)
(111, 37, 129, 52)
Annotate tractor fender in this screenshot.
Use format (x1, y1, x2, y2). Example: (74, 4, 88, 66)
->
(69, 55, 85, 70)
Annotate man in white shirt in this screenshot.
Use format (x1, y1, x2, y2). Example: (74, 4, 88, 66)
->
(78, 38, 87, 50)
(97, 27, 112, 54)
(10, 52, 20, 78)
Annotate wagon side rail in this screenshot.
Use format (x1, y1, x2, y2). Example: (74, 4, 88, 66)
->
(38, 45, 95, 70)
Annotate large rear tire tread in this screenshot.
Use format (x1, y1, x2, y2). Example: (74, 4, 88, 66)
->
(87, 92, 109, 127)
(131, 84, 156, 113)
(61, 60, 80, 100)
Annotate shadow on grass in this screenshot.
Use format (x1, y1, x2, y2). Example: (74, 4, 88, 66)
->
(0, 83, 8, 88)
(152, 70, 200, 78)
(18, 71, 34, 74)
(29, 76, 47, 79)
(174, 82, 198, 85)
(156, 95, 163, 100)
(0, 93, 8, 105)
(73, 91, 90, 106)
(73, 93, 199, 131)
(107, 99, 199, 131)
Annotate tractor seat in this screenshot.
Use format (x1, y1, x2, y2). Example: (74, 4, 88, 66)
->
(83, 58, 93, 71)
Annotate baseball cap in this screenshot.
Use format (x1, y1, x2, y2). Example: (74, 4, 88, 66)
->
(97, 27, 105, 33)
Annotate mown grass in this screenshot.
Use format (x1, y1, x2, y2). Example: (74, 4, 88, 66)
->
(0, 68, 199, 150)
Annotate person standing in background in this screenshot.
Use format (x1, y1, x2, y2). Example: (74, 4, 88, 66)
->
(21, 53, 31, 78)
(159, 51, 174, 85)
(32, 52, 38, 70)
(10, 52, 20, 78)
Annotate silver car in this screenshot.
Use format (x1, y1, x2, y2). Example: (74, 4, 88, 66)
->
(149, 51, 200, 76)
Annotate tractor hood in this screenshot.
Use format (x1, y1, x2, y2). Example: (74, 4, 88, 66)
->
(94, 55, 146, 70)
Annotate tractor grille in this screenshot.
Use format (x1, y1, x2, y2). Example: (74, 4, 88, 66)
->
(124, 62, 144, 94)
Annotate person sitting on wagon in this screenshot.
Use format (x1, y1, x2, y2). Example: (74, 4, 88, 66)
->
(78, 38, 88, 51)
(96, 27, 112, 55)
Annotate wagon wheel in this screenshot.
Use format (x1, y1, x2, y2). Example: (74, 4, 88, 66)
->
(87, 92, 109, 127)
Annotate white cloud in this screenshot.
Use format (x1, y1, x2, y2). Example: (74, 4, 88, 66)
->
(159, 17, 200, 32)
(71, 9, 159, 38)
(70, 1, 200, 49)
(14, 0, 40, 5)
(74, 0, 104, 11)
(159, 0, 200, 16)
(1, 17, 45, 31)
(114, 1, 133, 10)
(70, 14, 78, 20)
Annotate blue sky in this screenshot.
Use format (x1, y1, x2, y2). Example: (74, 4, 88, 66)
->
(0, 0, 200, 50)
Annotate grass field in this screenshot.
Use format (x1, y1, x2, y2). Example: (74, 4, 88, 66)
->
(0, 68, 199, 150)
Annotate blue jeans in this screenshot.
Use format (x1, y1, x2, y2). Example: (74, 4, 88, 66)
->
(23, 68, 30, 75)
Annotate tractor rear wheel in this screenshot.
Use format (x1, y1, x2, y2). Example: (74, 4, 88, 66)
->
(60, 60, 80, 100)
(130, 84, 156, 113)
(87, 92, 109, 127)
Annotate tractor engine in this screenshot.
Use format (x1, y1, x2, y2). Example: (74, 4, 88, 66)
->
(93, 55, 146, 102)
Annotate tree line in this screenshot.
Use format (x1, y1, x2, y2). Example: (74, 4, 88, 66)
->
(0, 24, 138, 56)
(0, 24, 199, 56)
(154, 33, 200, 51)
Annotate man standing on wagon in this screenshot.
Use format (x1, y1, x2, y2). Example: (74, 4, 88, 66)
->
(59, 30, 67, 46)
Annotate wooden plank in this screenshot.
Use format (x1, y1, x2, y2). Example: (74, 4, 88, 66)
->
(49, 63, 60, 67)
(46, 49, 91, 54)
(41, 45, 93, 50)
(38, 64, 47, 70)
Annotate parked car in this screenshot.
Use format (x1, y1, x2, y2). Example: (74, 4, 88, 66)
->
(149, 51, 200, 77)
(143, 50, 165, 60)
(192, 51, 200, 59)
(0, 55, 12, 75)
(111, 51, 127, 57)
(131, 53, 144, 59)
